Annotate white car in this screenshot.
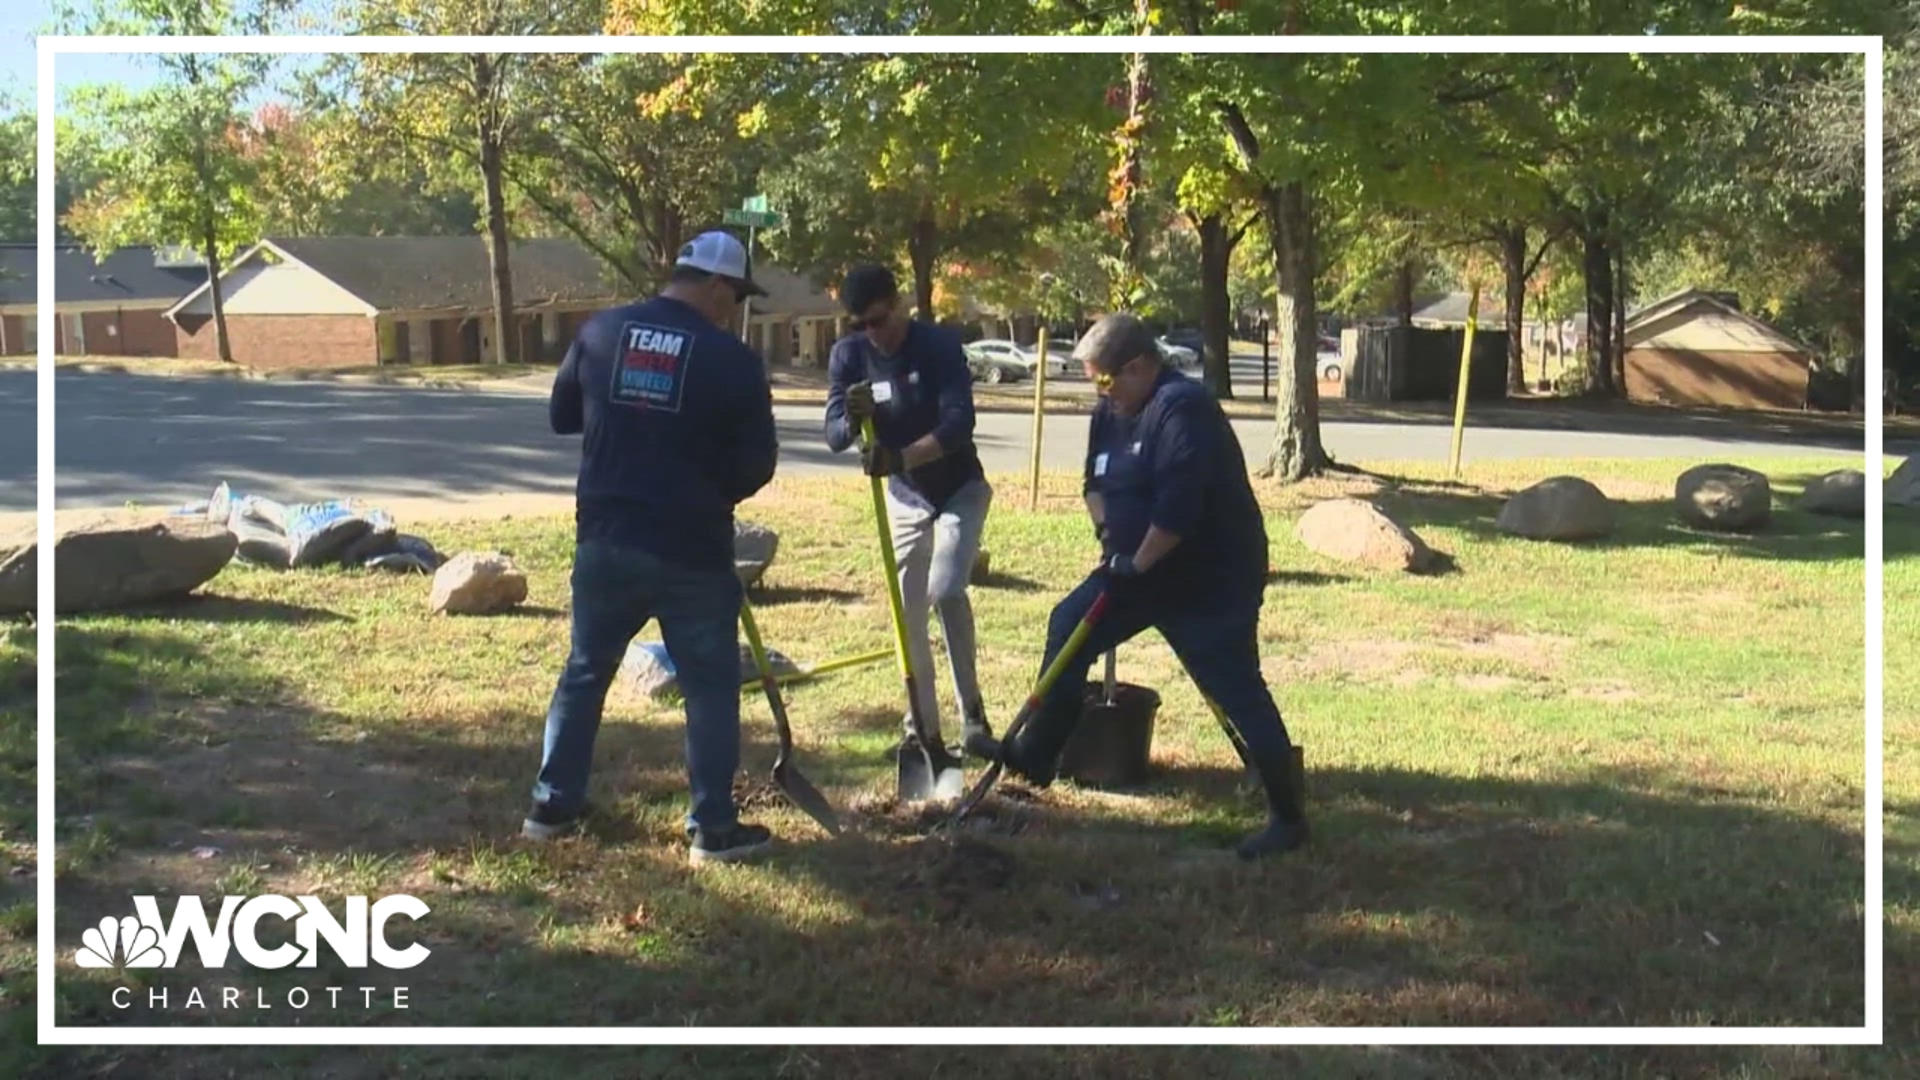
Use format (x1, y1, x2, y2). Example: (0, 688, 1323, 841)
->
(1156, 337, 1199, 371)
(967, 338, 1068, 377)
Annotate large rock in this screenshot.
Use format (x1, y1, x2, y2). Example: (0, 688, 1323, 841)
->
(1496, 476, 1616, 542)
(428, 551, 528, 615)
(734, 521, 779, 589)
(0, 514, 236, 617)
(1295, 498, 1436, 573)
(1675, 464, 1772, 532)
(1798, 469, 1866, 518)
(1888, 456, 1920, 508)
(622, 639, 802, 700)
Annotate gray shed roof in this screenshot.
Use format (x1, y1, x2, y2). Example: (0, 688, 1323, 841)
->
(0, 244, 206, 307)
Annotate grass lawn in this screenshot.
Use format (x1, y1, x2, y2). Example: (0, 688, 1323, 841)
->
(1, 452, 1909, 1077)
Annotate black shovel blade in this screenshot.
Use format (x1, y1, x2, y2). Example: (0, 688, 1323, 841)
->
(773, 760, 842, 837)
(896, 736, 966, 803)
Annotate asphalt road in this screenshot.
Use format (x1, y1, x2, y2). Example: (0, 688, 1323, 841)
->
(0, 369, 1887, 515)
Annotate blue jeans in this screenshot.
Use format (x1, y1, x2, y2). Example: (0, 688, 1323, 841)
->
(1015, 572, 1294, 773)
(532, 540, 745, 834)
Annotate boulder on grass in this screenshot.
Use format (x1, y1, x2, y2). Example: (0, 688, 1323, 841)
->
(1296, 498, 1436, 573)
(428, 551, 527, 615)
(1675, 464, 1772, 532)
(1797, 469, 1866, 518)
(0, 514, 236, 616)
(1496, 476, 1616, 542)
(734, 520, 779, 589)
(1888, 456, 1920, 508)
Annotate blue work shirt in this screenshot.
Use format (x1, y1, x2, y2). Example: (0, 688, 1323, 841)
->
(1084, 368, 1268, 594)
(823, 321, 984, 513)
(550, 295, 778, 574)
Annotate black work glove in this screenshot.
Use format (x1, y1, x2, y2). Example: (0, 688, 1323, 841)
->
(862, 441, 905, 477)
(846, 380, 877, 420)
(1102, 553, 1140, 579)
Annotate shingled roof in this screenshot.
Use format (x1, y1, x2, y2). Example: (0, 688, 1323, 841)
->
(261, 235, 627, 311)
(0, 244, 206, 308)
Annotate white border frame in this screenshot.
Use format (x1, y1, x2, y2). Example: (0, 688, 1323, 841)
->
(34, 32, 1884, 1048)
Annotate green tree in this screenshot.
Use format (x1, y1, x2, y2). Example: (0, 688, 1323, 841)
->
(0, 95, 30, 242)
(57, 0, 282, 363)
(329, 0, 603, 364)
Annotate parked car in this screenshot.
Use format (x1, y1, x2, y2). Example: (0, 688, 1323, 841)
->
(963, 344, 1030, 385)
(968, 337, 1068, 377)
(1156, 336, 1200, 371)
(1163, 327, 1204, 353)
(1317, 337, 1344, 382)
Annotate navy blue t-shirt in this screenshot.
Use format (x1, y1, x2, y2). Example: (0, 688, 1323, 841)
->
(1084, 368, 1268, 593)
(550, 295, 778, 573)
(823, 321, 984, 513)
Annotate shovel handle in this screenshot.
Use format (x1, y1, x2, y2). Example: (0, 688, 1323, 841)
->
(738, 600, 793, 757)
(861, 416, 937, 753)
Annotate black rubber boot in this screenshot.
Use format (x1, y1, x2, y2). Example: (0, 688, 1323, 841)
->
(1236, 744, 1309, 860)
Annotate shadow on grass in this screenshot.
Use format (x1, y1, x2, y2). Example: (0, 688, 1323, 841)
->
(1264, 569, 1357, 587)
(104, 595, 352, 625)
(33, 617, 1869, 1051)
(748, 585, 865, 606)
(974, 570, 1047, 593)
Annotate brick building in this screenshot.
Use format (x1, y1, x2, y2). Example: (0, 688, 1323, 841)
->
(165, 236, 626, 370)
(0, 244, 205, 357)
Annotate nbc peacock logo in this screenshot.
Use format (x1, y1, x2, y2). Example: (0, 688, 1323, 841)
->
(75, 914, 167, 971)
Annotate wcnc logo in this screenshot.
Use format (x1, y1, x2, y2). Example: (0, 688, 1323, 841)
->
(76, 894, 431, 972)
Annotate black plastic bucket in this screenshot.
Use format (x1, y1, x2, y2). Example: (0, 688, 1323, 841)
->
(1059, 683, 1162, 789)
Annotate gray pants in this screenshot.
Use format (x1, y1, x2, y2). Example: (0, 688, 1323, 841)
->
(887, 477, 992, 745)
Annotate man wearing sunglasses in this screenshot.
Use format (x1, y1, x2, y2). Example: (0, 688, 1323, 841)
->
(966, 312, 1309, 860)
(823, 264, 995, 759)
(526, 230, 783, 867)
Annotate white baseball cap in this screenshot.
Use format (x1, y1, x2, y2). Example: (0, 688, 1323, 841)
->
(674, 230, 768, 297)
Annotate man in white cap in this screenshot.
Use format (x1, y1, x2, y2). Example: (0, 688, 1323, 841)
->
(525, 230, 783, 866)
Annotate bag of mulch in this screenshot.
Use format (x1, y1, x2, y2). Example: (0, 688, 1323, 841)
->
(365, 535, 444, 575)
(284, 500, 372, 568)
(230, 513, 292, 569)
(339, 508, 401, 565)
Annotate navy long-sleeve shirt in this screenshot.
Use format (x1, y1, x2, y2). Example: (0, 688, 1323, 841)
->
(823, 321, 985, 513)
(1084, 368, 1267, 593)
(550, 295, 778, 573)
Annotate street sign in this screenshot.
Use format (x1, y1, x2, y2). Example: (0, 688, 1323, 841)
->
(744, 194, 770, 213)
(723, 208, 781, 229)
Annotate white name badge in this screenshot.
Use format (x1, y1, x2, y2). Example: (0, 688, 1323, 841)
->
(872, 380, 895, 403)
(1093, 452, 1110, 477)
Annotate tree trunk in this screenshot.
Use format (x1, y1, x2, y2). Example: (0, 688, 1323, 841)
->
(1198, 212, 1234, 399)
(1581, 215, 1614, 397)
(1263, 180, 1327, 481)
(474, 56, 519, 366)
(908, 207, 937, 319)
(1501, 224, 1528, 395)
(201, 219, 231, 365)
(1611, 237, 1628, 396)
